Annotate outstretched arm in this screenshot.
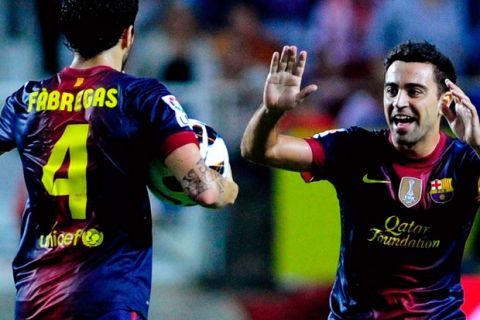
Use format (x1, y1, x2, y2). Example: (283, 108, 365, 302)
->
(241, 46, 318, 171)
(440, 79, 480, 156)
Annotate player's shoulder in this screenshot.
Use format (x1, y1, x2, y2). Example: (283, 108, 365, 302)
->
(445, 134, 480, 163)
(15, 78, 45, 94)
(313, 126, 388, 143)
(4, 79, 48, 109)
(120, 73, 170, 96)
(21, 72, 63, 93)
(119, 74, 186, 115)
(310, 127, 390, 161)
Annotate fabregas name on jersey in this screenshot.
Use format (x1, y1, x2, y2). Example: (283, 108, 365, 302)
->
(27, 86, 119, 112)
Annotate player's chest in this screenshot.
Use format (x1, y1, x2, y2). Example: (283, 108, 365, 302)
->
(345, 163, 472, 250)
(354, 162, 458, 211)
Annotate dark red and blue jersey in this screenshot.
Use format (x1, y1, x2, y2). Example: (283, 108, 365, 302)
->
(0, 66, 197, 319)
(303, 127, 480, 320)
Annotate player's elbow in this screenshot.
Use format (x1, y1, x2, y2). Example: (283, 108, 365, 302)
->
(240, 141, 254, 161)
(240, 140, 268, 165)
(241, 147, 275, 168)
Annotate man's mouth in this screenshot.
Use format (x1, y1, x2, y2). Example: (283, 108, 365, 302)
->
(391, 114, 416, 132)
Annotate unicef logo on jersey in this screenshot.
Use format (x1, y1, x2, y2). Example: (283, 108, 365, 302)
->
(81, 228, 104, 247)
(38, 228, 104, 249)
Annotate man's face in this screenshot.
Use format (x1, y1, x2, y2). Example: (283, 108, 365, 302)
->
(384, 61, 442, 150)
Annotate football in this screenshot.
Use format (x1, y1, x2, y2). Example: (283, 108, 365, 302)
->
(147, 119, 231, 206)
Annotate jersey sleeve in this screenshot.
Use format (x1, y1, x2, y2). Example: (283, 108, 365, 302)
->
(301, 137, 326, 182)
(302, 127, 375, 182)
(301, 128, 353, 182)
(0, 94, 18, 153)
(129, 78, 198, 159)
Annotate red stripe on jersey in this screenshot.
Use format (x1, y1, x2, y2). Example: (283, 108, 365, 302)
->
(301, 137, 326, 182)
(161, 131, 199, 159)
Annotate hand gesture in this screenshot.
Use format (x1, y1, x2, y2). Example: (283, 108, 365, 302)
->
(264, 46, 318, 112)
(440, 79, 480, 149)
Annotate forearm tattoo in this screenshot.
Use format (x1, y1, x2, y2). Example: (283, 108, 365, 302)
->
(181, 159, 209, 198)
(181, 159, 227, 199)
(215, 173, 225, 194)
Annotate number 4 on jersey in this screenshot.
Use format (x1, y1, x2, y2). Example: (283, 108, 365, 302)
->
(41, 124, 89, 220)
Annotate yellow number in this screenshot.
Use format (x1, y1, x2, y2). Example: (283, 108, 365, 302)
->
(41, 124, 89, 220)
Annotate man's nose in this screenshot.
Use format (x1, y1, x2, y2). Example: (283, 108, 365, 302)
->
(393, 90, 409, 109)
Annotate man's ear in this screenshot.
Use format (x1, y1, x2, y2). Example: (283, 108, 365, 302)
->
(440, 91, 454, 109)
(121, 25, 134, 50)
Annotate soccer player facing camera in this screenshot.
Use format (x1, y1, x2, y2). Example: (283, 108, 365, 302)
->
(0, 0, 238, 319)
(242, 42, 480, 319)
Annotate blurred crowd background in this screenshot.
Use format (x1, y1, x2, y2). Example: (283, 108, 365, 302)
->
(1, 0, 480, 319)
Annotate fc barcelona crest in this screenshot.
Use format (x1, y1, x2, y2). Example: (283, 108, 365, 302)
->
(429, 178, 454, 203)
(399, 177, 422, 208)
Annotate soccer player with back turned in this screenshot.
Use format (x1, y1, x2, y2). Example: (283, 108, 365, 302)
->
(0, 0, 238, 319)
(242, 43, 480, 319)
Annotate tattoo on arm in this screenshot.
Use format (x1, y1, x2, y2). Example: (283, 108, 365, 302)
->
(181, 159, 227, 199)
(181, 159, 209, 198)
(215, 174, 225, 194)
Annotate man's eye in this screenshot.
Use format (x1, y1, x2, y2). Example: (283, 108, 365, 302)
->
(385, 87, 397, 96)
(408, 89, 422, 97)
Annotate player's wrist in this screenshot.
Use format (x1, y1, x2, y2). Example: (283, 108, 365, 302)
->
(262, 104, 286, 118)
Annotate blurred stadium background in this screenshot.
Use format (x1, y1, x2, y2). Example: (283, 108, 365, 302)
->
(1, 0, 480, 319)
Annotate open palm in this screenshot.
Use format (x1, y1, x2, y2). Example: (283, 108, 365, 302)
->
(264, 46, 317, 112)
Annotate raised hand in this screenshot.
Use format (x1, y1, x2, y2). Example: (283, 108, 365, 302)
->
(440, 79, 480, 150)
(264, 45, 318, 112)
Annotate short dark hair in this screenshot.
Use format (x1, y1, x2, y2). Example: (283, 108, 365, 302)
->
(60, 0, 139, 59)
(384, 41, 457, 95)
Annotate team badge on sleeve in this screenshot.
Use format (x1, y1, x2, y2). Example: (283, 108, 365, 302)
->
(161, 95, 189, 127)
(429, 178, 454, 203)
